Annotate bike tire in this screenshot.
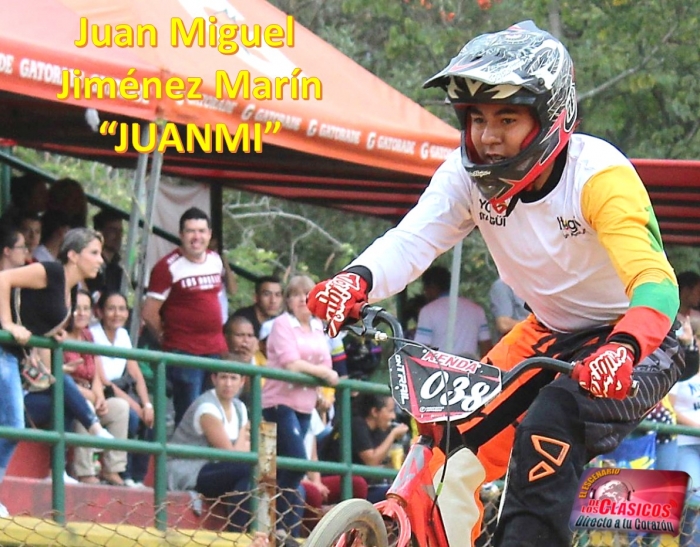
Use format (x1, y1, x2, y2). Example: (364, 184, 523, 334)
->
(304, 499, 389, 547)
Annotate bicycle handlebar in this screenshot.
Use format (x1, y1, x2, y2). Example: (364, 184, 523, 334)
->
(344, 303, 404, 342)
(501, 356, 575, 391)
(344, 304, 639, 398)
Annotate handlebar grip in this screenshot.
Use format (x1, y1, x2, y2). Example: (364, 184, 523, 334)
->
(341, 303, 404, 340)
(349, 302, 367, 319)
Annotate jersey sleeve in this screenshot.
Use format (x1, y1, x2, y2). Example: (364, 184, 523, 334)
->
(580, 165, 679, 360)
(349, 154, 476, 301)
(328, 335, 348, 376)
(146, 257, 173, 301)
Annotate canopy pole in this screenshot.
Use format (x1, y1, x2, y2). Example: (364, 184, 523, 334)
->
(129, 126, 164, 344)
(445, 240, 463, 354)
(0, 146, 11, 212)
(211, 184, 223, 250)
(126, 126, 150, 341)
(124, 126, 151, 299)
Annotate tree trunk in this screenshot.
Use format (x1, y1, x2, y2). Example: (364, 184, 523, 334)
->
(548, 0, 562, 40)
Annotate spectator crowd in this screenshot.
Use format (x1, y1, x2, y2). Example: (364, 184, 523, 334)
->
(0, 173, 698, 544)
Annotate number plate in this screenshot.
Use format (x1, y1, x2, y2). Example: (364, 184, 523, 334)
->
(388, 343, 502, 423)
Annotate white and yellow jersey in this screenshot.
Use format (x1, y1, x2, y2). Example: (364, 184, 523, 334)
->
(351, 133, 677, 333)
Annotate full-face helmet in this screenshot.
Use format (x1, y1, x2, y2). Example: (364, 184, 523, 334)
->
(424, 21, 577, 208)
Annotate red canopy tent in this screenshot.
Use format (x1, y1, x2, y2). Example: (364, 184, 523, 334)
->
(0, 0, 698, 245)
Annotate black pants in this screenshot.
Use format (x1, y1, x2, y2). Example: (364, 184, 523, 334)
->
(196, 461, 253, 532)
(460, 330, 683, 547)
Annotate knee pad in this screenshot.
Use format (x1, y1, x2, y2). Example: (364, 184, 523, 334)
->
(435, 447, 487, 547)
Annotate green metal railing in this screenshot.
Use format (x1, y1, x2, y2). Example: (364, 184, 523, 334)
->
(0, 330, 395, 530)
(1, 328, 696, 533)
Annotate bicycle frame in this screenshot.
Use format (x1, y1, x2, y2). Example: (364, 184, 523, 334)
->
(377, 427, 450, 547)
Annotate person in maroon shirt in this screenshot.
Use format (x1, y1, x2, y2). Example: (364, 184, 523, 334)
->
(141, 207, 227, 427)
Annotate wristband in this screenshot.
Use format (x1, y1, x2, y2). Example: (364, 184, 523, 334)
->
(610, 306, 671, 364)
(344, 265, 374, 291)
(144, 403, 153, 409)
(607, 333, 640, 364)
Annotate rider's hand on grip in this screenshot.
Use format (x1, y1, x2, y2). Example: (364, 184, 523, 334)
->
(307, 272, 369, 337)
(572, 343, 635, 400)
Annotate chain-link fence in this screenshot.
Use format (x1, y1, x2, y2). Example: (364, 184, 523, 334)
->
(0, 486, 304, 547)
(0, 483, 697, 546)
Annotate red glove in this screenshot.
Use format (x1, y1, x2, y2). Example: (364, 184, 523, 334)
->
(307, 272, 369, 337)
(572, 343, 635, 400)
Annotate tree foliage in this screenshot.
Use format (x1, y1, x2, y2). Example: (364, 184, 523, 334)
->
(220, 191, 394, 309)
(260, 0, 700, 309)
(270, 0, 700, 160)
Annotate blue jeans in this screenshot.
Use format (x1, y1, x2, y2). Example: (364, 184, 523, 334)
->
(262, 405, 311, 537)
(167, 352, 221, 427)
(25, 375, 99, 431)
(122, 407, 152, 483)
(0, 348, 24, 482)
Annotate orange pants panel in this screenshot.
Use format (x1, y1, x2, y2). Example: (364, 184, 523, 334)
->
(458, 315, 558, 482)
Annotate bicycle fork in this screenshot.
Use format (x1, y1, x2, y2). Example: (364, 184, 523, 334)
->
(376, 435, 450, 547)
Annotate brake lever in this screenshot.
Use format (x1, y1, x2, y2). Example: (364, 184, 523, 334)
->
(345, 304, 389, 341)
(343, 323, 388, 342)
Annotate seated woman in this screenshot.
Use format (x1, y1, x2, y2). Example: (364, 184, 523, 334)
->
(322, 393, 409, 503)
(24, 372, 114, 441)
(167, 370, 253, 532)
(91, 290, 153, 486)
(0, 224, 30, 272)
(66, 289, 130, 485)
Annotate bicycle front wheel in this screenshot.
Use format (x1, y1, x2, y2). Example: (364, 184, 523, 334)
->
(304, 499, 389, 547)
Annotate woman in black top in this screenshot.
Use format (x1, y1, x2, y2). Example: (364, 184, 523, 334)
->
(0, 227, 103, 515)
(323, 393, 410, 503)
